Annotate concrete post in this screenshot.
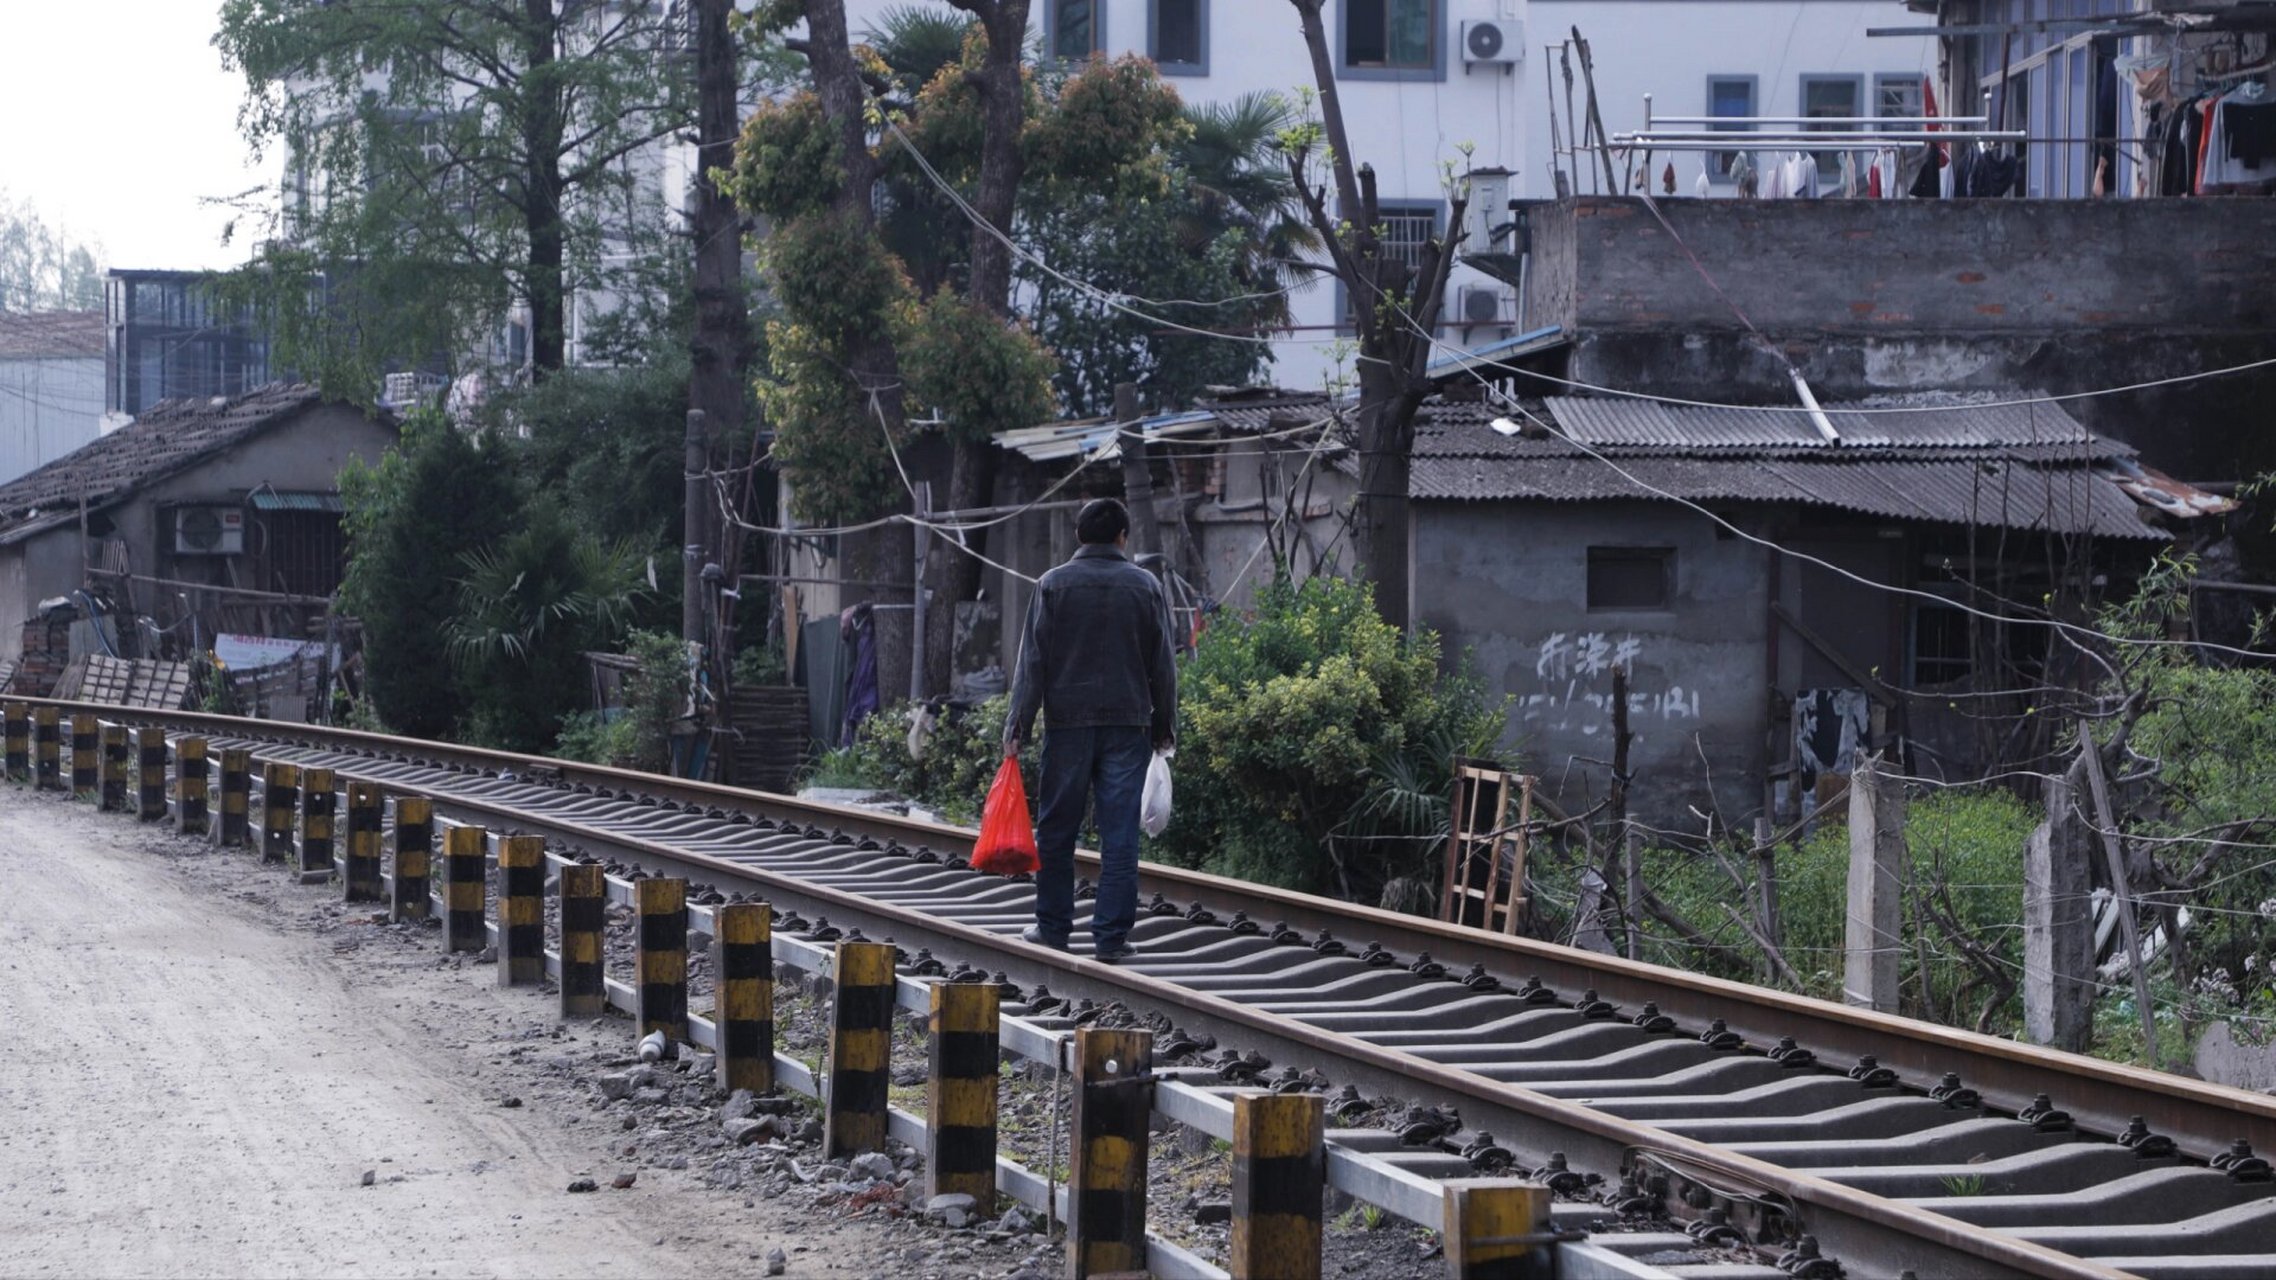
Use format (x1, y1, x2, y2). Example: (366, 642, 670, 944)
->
(825, 940, 895, 1157)
(136, 728, 167, 823)
(176, 737, 209, 837)
(1068, 1026, 1153, 1279)
(2023, 764, 2094, 1052)
(261, 763, 299, 863)
(926, 981, 998, 1208)
(1116, 382, 1159, 558)
(296, 766, 334, 877)
(1231, 1092, 1324, 1280)
(217, 749, 252, 847)
(342, 782, 383, 902)
(68, 713, 97, 795)
(1843, 752, 1904, 1014)
(3, 701, 28, 782)
(99, 723, 129, 811)
(391, 796, 432, 921)
(442, 824, 487, 953)
(559, 863, 607, 1018)
(714, 902, 775, 1094)
(32, 706, 60, 790)
(1442, 1180, 1555, 1279)
(636, 877, 690, 1041)
(496, 834, 546, 987)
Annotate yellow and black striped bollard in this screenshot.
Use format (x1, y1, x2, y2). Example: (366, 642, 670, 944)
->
(1442, 1181, 1554, 1280)
(32, 706, 61, 791)
(497, 834, 546, 987)
(261, 763, 299, 862)
(442, 824, 488, 953)
(217, 749, 252, 847)
(713, 902, 773, 1093)
(559, 863, 607, 1018)
(1068, 1026, 1153, 1279)
(392, 797, 432, 921)
(342, 782, 383, 902)
(824, 940, 896, 1158)
(635, 878, 689, 1041)
(137, 728, 167, 823)
(99, 723, 129, 811)
(926, 981, 998, 1207)
(1231, 1092, 1325, 1280)
(297, 767, 335, 878)
(68, 714, 97, 796)
(176, 737, 208, 837)
(3, 701, 28, 782)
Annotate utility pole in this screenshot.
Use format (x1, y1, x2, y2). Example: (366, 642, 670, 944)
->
(1115, 382, 1159, 558)
(689, 0, 747, 731)
(684, 409, 712, 651)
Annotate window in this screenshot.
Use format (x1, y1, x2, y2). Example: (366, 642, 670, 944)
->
(1587, 548, 1674, 611)
(1800, 74, 1865, 181)
(1342, 0, 1441, 80)
(1048, 0, 1102, 60)
(1706, 76, 1756, 181)
(1150, 0, 1205, 74)
(1910, 597, 1972, 686)
(1875, 73, 1923, 122)
(1337, 201, 1441, 331)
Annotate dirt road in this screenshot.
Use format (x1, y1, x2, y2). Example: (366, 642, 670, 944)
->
(0, 789, 882, 1279)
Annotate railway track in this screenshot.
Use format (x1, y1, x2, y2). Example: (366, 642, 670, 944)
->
(19, 701, 2276, 1280)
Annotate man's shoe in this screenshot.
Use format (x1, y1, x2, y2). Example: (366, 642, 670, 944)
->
(1093, 941, 1138, 963)
(1021, 924, 1068, 950)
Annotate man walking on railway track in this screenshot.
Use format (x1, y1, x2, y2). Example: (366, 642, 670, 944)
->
(1004, 497, 1178, 963)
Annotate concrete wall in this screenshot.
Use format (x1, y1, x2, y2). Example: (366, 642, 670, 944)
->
(1520, 196, 2276, 477)
(0, 402, 396, 664)
(0, 356, 103, 486)
(1415, 497, 1768, 822)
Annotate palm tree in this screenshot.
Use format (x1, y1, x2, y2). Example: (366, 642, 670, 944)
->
(1174, 92, 1324, 334)
(864, 5, 975, 96)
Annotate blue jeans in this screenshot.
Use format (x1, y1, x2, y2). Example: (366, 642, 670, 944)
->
(1033, 725, 1150, 950)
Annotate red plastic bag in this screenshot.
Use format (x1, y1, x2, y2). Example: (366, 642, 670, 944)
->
(971, 754, 1039, 876)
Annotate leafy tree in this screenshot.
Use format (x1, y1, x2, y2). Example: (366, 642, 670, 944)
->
(336, 412, 520, 738)
(446, 503, 651, 749)
(0, 191, 103, 312)
(215, 0, 694, 387)
(1156, 576, 1508, 902)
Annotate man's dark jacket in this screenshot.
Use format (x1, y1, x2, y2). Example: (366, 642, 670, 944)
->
(1007, 544, 1177, 745)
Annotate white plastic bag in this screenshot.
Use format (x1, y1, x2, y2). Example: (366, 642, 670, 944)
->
(1140, 748, 1174, 837)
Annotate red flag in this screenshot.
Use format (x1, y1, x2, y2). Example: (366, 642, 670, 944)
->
(1924, 74, 1948, 164)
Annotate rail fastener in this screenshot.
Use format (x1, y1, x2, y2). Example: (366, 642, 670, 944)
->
(217, 748, 251, 847)
(926, 980, 998, 1209)
(2, 700, 27, 782)
(826, 940, 895, 1158)
(559, 863, 607, 1018)
(497, 834, 546, 987)
(1070, 1026, 1154, 1280)
(99, 722, 129, 811)
(443, 823, 487, 953)
(176, 736, 208, 837)
(69, 713, 97, 796)
(392, 796, 432, 922)
(713, 901, 774, 1094)
(342, 782, 383, 903)
(32, 705, 60, 791)
(636, 877, 690, 1042)
(261, 762, 299, 863)
(136, 727, 167, 823)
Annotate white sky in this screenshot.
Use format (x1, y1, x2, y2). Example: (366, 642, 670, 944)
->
(1, 2, 276, 273)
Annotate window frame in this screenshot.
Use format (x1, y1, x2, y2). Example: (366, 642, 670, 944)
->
(1705, 74, 1758, 185)
(1334, 199, 1444, 335)
(1337, 0, 1446, 84)
(1874, 72, 1924, 122)
(1585, 546, 1676, 613)
(1799, 73, 1867, 182)
(1148, 0, 1207, 76)
(1045, 0, 1104, 62)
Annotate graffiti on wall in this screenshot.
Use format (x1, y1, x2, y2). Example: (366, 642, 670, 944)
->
(1521, 631, 1702, 740)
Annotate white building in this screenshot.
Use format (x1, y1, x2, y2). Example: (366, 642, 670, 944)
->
(0, 311, 104, 486)
(840, 1, 1928, 390)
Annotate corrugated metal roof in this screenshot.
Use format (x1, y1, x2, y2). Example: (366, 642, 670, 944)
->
(248, 490, 345, 513)
(993, 410, 1216, 462)
(1414, 453, 2160, 539)
(1543, 394, 2124, 455)
(1423, 324, 1567, 380)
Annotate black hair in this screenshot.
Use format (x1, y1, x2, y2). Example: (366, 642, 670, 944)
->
(1075, 497, 1130, 545)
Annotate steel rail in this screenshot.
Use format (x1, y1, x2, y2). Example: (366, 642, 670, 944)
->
(31, 702, 2276, 1277)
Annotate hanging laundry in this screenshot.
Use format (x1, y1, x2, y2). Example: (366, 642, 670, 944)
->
(2221, 93, 2276, 166)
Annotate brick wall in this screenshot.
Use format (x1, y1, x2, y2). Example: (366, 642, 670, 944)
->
(13, 604, 74, 697)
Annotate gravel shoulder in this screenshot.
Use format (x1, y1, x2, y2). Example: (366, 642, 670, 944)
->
(0, 787, 893, 1280)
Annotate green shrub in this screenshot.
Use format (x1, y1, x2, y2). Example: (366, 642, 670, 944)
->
(1155, 577, 1510, 902)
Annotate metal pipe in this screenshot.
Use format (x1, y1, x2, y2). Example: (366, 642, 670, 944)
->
(1647, 115, 1989, 126)
(1619, 129, 2024, 143)
(1788, 369, 1843, 446)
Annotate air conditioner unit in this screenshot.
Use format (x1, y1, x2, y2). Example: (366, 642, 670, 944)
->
(1458, 284, 1510, 327)
(175, 506, 245, 556)
(1461, 20, 1522, 67)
